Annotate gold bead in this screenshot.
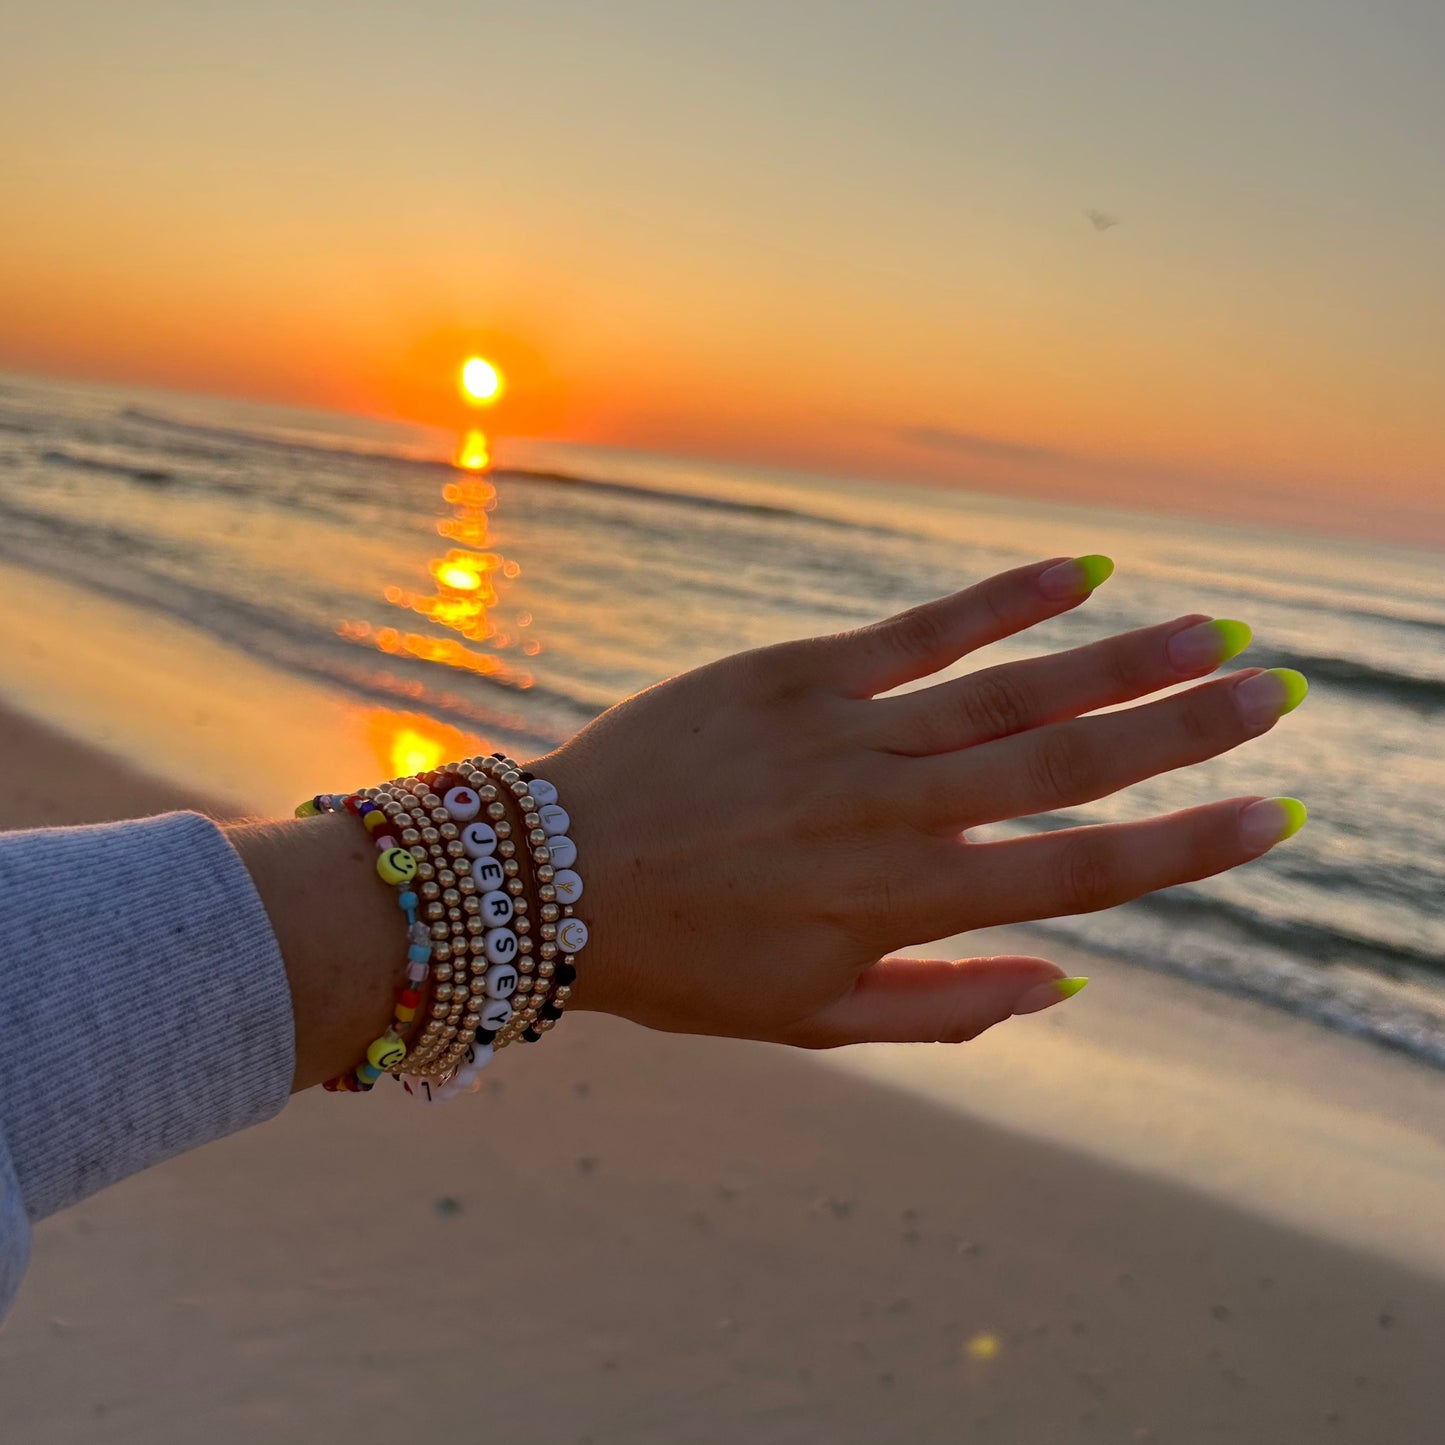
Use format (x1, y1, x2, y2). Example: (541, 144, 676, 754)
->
(430, 922, 449, 940)
(507, 879, 524, 896)
(511, 781, 530, 798)
(541, 903, 560, 922)
(449, 907, 463, 922)
(554, 985, 572, 1002)
(465, 916, 484, 934)
(446, 840, 467, 858)
(486, 802, 507, 821)
(503, 859, 520, 876)
(541, 924, 557, 941)
(478, 784, 499, 802)
(431, 1001, 449, 1018)
(462, 895, 481, 914)
(439, 822, 459, 841)
(495, 821, 513, 839)
(421, 793, 442, 810)
(421, 881, 440, 901)
(458, 876, 477, 894)
(541, 941, 558, 958)
(442, 888, 461, 907)
(400, 828, 421, 846)
(437, 868, 456, 888)
(523, 811, 540, 828)
(416, 861, 436, 881)
(536, 865, 555, 883)
(434, 964, 454, 981)
(514, 917, 531, 935)
(498, 841, 516, 857)
(538, 959, 555, 978)
(425, 902, 445, 921)
(516, 977, 534, 993)
(529, 828, 548, 847)
(421, 826, 440, 845)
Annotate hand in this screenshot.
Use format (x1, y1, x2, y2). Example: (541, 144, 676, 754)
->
(532, 557, 1307, 1048)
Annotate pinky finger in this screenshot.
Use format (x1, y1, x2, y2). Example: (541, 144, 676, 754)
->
(958, 795, 1307, 930)
(782, 954, 1076, 1047)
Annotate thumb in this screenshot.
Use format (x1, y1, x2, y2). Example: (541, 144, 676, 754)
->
(786, 955, 1088, 1047)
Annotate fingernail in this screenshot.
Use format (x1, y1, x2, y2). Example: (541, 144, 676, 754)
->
(1037, 555, 1114, 601)
(1239, 796, 1308, 853)
(1166, 618, 1252, 674)
(1233, 667, 1309, 731)
(1012, 976, 1090, 1016)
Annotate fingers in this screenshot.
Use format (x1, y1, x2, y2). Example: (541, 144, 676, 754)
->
(903, 667, 1308, 830)
(783, 954, 1081, 1047)
(798, 555, 1114, 700)
(864, 614, 1251, 755)
(908, 796, 1307, 938)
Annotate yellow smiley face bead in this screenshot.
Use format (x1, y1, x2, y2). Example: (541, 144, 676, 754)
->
(377, 847, 419, 885)
(367, 1034, 407, 1071)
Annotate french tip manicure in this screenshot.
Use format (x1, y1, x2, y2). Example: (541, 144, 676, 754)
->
(1211, 619, 1253, 662)
(1012, 975, 1090, 1015)
(1269, 667, 1309, 714)
(1037, 554, 1115, 602)
(1239, 796, 1308, 852)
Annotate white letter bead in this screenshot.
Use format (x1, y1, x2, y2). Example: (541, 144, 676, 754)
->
(443, 786, 482, 823)
(471, 855, 505, 890)
(479, 889, 514, 925)
(528, 778, 559, 806)
(551, 868, 583, 904)
(545, 834, 577, 869)
(480, 997, 514, 1030)
(482, 926, 519, 964)
(460, 821, 499, 858)
(484, 962, 518, 999)
(556, 917, 589, 953)
(538, 804, 570, 837)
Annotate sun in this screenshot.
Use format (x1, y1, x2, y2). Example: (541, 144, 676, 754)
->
(460, 356, 503, 406)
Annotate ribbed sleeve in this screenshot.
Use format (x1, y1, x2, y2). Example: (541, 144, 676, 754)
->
(0, 812, 295, 1317)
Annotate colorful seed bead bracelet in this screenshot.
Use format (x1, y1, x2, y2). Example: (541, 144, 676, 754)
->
(295, 791, 436, 1091)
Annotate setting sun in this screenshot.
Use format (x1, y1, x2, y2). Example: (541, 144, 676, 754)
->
(460, 357, 503, 406)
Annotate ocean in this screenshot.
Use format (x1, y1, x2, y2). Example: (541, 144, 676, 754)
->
(1, 372, 1441, 1068)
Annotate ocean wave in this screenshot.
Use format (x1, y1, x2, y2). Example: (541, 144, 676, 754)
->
(1254, 648, 1445, 711)
(41, 448, 175, 487)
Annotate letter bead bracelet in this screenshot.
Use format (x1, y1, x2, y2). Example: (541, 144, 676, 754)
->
(294, 752, 587, 1100)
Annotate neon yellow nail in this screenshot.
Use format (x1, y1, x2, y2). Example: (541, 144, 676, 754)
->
(1209, 619, 1253, 663)
(1267, 668, 1309, 714)
(1075, 555, 1114, 592)
(1273, 797, 1308, 839)
(1054, 977, 1089, 999)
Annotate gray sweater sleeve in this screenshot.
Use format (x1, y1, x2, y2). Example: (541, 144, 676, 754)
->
(0, 812, 296, 1319)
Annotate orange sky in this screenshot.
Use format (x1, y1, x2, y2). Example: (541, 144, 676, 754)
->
(3, 2, 1443, 526)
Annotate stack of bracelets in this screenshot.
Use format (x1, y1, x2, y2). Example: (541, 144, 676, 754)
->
(294, 751, 587, 1103)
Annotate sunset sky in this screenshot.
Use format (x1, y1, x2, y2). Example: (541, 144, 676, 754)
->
(3, 1, 1443, 524)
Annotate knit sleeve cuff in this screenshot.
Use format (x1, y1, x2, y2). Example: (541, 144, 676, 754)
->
(0, 812, 296, 1222)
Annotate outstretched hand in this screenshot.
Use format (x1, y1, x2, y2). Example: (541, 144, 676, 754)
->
(535, 557, 1306, 1048)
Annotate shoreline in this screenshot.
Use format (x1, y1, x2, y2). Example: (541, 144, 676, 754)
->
(3, 696, 1445, 1439)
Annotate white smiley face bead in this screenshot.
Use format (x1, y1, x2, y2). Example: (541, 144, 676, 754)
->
(551, 868, 583, 904)
(545, 835, 577, 869)
(556, 917, 589, 953)
(538, 804, 570, 837)
(460, 821, 499, 858)
(479, 997, 514, 1031)
(482, 927, 519, 964)
(377, 848, 419, 885)
(484, 962, 518, 999)
(527, 778, 559, 807)
(471, 855, 505, 891)
(480, 889, 514, 926)
(443, 786, 482, 823)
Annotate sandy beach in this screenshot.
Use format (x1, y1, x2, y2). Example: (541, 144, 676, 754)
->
(2, 698, 1443, 1444)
